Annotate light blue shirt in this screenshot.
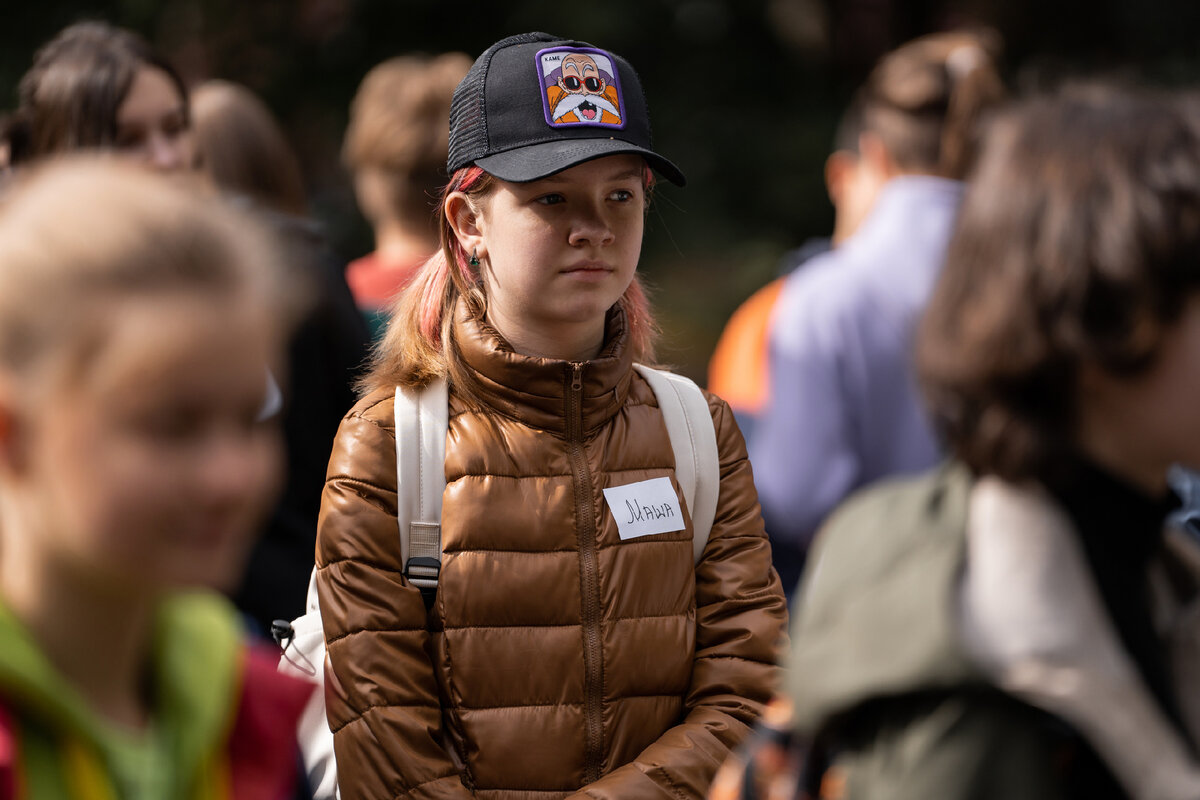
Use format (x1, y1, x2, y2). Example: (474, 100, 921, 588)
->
(749, 176, 964, 581)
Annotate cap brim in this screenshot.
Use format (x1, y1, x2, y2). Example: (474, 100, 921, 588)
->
(474, 138, 686, 187)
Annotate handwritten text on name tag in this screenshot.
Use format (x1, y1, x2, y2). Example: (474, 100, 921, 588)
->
(603, 477, 687, 540)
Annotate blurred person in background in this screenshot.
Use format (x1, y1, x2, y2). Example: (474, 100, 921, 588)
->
(341, 52, 472, 339)
(191, 80, 371, 636)
(715, 81, 1200, 800)
(2, 20, 370, 638)
(0, 21, 195, 174)
(706, 99, 877, 441)
(0, 157, 310, 799)
(748, 30, 1006, 597)
(191, 80, 309, 217)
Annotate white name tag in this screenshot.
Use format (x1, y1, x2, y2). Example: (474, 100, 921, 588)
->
(603, 477, 686, 540)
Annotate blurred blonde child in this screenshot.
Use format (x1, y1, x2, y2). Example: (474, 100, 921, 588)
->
(0, 158, 310, 799)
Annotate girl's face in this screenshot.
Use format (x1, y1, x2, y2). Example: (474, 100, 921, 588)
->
(9, 292, 281, 597)
(1078, 295, 1200, 494)
(114, 66, 195, 172)
(454, 155, 646, 360)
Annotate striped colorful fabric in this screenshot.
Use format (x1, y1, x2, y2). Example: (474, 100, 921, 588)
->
(0, 649, 310, 800)
(0, 702, 18, 800)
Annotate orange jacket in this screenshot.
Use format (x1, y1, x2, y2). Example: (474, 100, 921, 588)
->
(707, 278, 787, 417)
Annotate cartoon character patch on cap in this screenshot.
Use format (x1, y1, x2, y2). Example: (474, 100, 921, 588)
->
(538, 46, 626, 129)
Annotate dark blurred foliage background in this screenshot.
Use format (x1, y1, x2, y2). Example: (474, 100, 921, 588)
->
(3, 0, 1199, 380)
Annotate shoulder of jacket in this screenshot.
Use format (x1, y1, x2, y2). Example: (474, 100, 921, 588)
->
(632, 368, 743, 451)
(803, 463, 975, 609)
(700, 384, 732, 419)
(787, 462, 981, 733)
(824, 463, 970, 544)
(630, 367, 729, 428)
(343, 386, 399, 427)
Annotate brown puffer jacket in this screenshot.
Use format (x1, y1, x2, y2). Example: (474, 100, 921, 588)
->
(316, 304, 788, 800)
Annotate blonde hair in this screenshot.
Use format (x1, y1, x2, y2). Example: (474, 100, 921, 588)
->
(342, 53, 472, 223)
(0, 157, 290, 390)
(358, 166, 659, 397)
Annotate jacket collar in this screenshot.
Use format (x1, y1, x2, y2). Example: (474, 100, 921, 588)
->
(454, 298, 634, 436)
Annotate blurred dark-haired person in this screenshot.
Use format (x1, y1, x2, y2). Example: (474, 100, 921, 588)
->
(0, 21, 194, 173)
(724, 83, 1200, 800)
(191, 80, 371, 635)
(748, 30, 1006, 597)
(341, 52, 471, 338)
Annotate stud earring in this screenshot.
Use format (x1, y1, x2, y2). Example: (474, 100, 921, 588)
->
(469, 250, 480, 268)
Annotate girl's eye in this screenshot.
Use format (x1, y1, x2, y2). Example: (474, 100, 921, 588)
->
(610, 189, 635, 202)
(536, 193, 566, 206)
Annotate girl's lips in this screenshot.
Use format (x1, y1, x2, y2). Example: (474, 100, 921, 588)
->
(562, 263, 614, 282)
(563, 261, 612, 273)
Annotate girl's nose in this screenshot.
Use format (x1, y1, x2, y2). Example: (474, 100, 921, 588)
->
(567, 204, 615, 247)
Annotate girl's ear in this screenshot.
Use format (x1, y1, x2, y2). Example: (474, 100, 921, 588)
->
(445, 191, 486, 260)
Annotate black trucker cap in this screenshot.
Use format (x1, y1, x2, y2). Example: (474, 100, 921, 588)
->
(447, 32, 686, 186)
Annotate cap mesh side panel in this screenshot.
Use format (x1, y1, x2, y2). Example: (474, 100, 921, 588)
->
(447, 63, 488, 173)
(447, 32, 561, 174)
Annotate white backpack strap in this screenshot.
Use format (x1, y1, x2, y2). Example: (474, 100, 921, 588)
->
(394, 377, 449, 595)
(633, 364, 720, 564)
(275, 379, 449, 800)
(278, 568, 340, 799)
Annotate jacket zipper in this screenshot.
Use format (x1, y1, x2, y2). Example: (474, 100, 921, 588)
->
(567, 360, 605, 784)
